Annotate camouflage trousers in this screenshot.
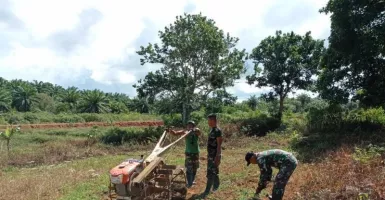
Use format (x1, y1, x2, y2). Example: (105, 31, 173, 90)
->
(271, 159, 298, 200)
(185, 153, 199, 187)
(204, 155, 220, 193)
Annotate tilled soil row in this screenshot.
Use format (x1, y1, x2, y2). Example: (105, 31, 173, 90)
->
(0, 121, 164, 130)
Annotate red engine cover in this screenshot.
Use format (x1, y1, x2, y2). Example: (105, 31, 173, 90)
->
(109, 159, 141, 184)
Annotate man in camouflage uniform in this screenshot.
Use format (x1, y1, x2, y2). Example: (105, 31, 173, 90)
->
(168, 120, 201, 188)
(201, 113, 223, 196)
(245, 149, 298, 200)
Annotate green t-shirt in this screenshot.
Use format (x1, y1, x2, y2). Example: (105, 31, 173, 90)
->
(185, 130, 199, 154)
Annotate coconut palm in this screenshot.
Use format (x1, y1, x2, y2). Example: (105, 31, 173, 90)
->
(79, 89, 109, 113)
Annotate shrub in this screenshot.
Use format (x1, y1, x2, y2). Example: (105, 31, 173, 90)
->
(234, 113, 281, 136)
(162, 114, 183, 127)
(53, 114, 85, 123)
(80, 113, 106, 122)
(46, 130, 69, 136)
(23, 113, 40, 124)
(100, 127, 162, 145)
(307, 106, 385, 133)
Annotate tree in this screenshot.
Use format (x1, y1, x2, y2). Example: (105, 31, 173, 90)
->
(11, 84, 37, 112)
(32, 93, 56, 112)
(0, 89, 12, 112)
(135, 13, 247, 124)
(61, 87, 80, 111)
(247, 95, 258, 111)
(0, 126, 20, 156)
(79, 89, 109, 113)
(296, 93, 312, 110)
(205, 90, 237, 114)
(318, 0, 385, 107)
(247, 31, 324, 120)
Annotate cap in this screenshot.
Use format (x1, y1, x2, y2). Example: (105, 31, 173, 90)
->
(187, 120, 196, 126)
(207, 113, 217, 119)
(245, 151, 255, 166)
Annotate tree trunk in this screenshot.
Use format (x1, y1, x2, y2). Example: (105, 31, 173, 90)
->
(182, 102, 187, 125)
(278, 96, 284, 120)
(6, 139, 10, 157)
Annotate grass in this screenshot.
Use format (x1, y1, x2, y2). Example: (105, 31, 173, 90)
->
(0, 127, 157, 167)
(0, 111, 161, 125)
(1, 126, 385, 199)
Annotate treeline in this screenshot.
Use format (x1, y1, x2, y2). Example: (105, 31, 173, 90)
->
(1, 0, 384, 130)
(133, 0, 385, 124)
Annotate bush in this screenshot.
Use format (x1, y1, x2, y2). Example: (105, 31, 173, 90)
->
(100, 127, 162, 145)
(307, 106, 385, 133)
(53, 114, 85, 123)
(23, 113, 40, 124)
(46, 130, 69, 136)
(234, 112, 281, 136)
(162, 114, 183, 127)
(80, 113, 106, 122)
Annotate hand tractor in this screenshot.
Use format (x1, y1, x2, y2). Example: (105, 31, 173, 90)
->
(108, 130, 190, 200)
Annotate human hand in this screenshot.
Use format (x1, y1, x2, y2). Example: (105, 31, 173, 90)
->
(215, 155, 221, 166)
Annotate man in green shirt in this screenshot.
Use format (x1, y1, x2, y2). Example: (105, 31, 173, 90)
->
(168, 120, 201, 188)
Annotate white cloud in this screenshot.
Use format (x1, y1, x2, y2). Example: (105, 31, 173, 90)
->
(0, 0, 331, 97)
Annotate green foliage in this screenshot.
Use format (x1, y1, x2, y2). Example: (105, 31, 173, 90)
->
(353, 144, 385, 164)
(232, 111, 281, 136)
(79, 89, 109, 113)
(32, 93, 56, 112)
(135, 13, 247, 124)
(246, 95, 258, 111)
(0, 126, 20, 154)
(0, 112, 160, 125)
(100, 127, 162, 145)
(162, 114, 183, 127)
(0, 89, 12, 112)
(11, 84, 38, 112)
(318, 0, 385, 106)
(247, 30, 325, 119)
(307, 105, 385, 133)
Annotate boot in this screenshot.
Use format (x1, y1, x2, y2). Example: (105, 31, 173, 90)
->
(212, 175, 220, 191)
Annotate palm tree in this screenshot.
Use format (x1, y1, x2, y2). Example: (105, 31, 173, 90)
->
(50, 84, 65, 100)
(61, 87, 80, 110)
(0, 89, 12, 112)
(80, 89, 109, 113)
(12, 84, 37, 112)
(32, 80, 45, 93)
(0, 77, 8, 88)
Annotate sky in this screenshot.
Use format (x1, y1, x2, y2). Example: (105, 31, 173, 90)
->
(0, 0, 331, 102)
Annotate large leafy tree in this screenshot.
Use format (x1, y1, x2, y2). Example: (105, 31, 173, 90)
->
(79, 89, 109, 113)
(204, 89, 237, 114)
(11, 84, 38, 112)
(135, 13, 247, 124)
(318, 0, 385, 107)
(247, 31, 324, 119)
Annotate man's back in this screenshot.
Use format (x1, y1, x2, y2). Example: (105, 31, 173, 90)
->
(256, 149, 297, 169)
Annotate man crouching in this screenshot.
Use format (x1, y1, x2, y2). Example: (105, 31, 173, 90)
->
(245, 149, 298, 200)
